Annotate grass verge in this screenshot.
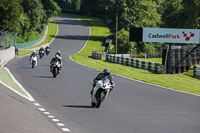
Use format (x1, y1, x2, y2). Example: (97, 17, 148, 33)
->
(66, 13, 200, 95)
(18, 19, 58, 56)
(0, 67, 28, 97)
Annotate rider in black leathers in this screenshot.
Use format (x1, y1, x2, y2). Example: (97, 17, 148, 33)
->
(39, 47, 45, 58)
(90, 68, 114, 95)
(50, 54, 62, 73)
(45, 46, 50, 55)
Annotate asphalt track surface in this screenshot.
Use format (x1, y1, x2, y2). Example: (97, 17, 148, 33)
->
(6, 16, 200, 133)
(0, 84, 62, 133)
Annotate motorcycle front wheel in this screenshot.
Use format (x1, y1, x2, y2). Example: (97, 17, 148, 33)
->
(53, 67, 58, 78)
(95, 90, 103, 108)
(32, 61, 35, 68)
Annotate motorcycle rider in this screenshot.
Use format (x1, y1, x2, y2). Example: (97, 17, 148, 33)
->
(50, 54, 62, 73)
(55, 50, 62, 59)
(45, 46, 50, 55)
(29, 50, 37, 64)
(39, 47, 45, 58)
(90, 68, 115, 95)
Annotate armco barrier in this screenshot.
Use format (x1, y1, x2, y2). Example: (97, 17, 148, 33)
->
(15, 26, 47, 49)
(92, 51, 102, 60)
(193, 65, 200, 78)
(106, 54, 164, 73)
(0, 46, 15, 66)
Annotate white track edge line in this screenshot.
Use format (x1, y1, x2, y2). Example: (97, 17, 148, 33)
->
(0, 80, 33, 101)
(4, 67, 35, 101)
(61, 128, 71, 132)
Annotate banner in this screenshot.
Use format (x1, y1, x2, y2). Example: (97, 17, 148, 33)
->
(143, 28, 200, 44)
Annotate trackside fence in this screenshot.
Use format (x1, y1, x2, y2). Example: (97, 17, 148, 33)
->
(15, 26, 47, 49)
(193, 65, 200, 79)
(92, 51, 102, 60)
(106, 54, 164, 74)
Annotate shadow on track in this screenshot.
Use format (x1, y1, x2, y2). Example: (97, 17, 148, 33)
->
(32, 76, 53, 78)
(18, 67, 33, 69)
(62, 105, 93, 108)
(42, 65, 50, 66)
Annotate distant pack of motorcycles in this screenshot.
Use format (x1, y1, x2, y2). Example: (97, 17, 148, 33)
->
(30, 46, 115, 108)
(30, 46, 61, 78)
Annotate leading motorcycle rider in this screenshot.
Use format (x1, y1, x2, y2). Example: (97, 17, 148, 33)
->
(90, 68, 115, 95)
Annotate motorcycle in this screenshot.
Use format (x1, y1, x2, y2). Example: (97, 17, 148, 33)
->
(91, 77, 114, 108)
(45, 47, 50, 56)
(31, 55, 37, 68)
(39, 50, 45, 59)
(51, 61, 61, 78)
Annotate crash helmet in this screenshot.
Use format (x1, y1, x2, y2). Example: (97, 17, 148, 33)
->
(57, 50, 61, 54)
(103, 68, 110, 76)
(33, 50, 36, 53)
(55, 54, 59, 59)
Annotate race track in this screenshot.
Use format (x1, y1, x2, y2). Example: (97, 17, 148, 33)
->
(6, 16, 200, 133)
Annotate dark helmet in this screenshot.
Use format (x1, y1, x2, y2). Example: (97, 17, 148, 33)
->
(103, 68, 110, 76)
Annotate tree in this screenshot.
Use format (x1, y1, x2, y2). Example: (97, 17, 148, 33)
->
(117, 28, 133, 53)
(41, 0, 61, 19)
(161, 0, 200, 29)
(22, 0, 46, 33)
(55, 0, 80, 11)
(181, 0, 200, 28)
(73, 0, 81, 11)
(160, 0, 184, 28)
(102, 0, 160, 30)
(0, 0, 23, 32)
(133, 0, 161, 28)
(80, 0, 107, 14)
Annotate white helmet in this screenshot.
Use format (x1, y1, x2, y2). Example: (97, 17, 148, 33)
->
(55, 54, 59, 58)
(33, 50, 36, 53)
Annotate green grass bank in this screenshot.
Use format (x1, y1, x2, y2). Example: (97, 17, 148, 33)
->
(0, 67, 28, 97)
(65, 13, 200, 95)
(18, 19, 58, 56)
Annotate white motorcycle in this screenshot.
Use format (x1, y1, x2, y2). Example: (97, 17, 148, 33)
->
(31, 55, 37, 68)
(91, 77, 114, 108)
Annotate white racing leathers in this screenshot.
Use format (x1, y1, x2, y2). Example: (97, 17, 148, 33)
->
(31, 55, 37, 68)
(91, 77, 114, 108)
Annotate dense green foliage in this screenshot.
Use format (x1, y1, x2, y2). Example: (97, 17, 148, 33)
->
(55, 0, 80, 11)
(160, 0, 200, 28)
(80, 0, 161, 30)
(80, 0, 162, 55)
(0, 0, 60, 42)
(1, 0, 199, 53)
(0, 0, 23, 32)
